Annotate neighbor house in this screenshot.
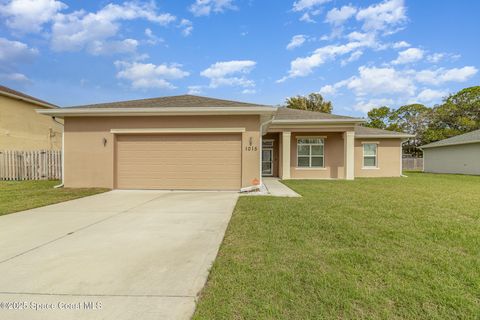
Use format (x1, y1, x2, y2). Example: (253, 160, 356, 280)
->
(420, 129, 480, 175)
(0, 85, 62, 150)
(37, 95, 412, 190)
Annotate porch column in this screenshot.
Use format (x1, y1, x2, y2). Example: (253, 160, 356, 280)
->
(344, 131, 355, 180)
(282, 131, 291, 179)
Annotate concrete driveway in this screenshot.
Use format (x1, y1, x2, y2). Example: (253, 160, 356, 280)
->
(0, 190, 238, 320)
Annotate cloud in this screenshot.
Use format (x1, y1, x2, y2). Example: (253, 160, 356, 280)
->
(179, 19, 193, 36)
(415, 88, 447, 103)
(0, 37, 38, 63)
(0, 72, 30, 83)
(325, 5, 357, 26)
(89, 39, 138, 56)
(279, 34, 377, 81)
(293, 0, 331, 12)
(356, 0, 407, 33)
(200, 60, 256, 88)
(392, 40, 410, 48)
(0, 0, 67, 33)
(344, 66, 416, 97)
(115, 60, 189, 89)
(415, 66, 478, 85)
(392, 47, 424, 64)
(341, 50, 363, 66)
(354, 98, 394, 113)
(286, 35, 307, 50)
(242, 88, 256, 94)
(189, 0, 236, 16)
(187, 85, 203, 95)
(50, 2, 176, 54)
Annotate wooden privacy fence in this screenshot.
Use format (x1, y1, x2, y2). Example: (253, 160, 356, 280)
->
(402, 157, 423, 171)
(0, 150, 62, 181)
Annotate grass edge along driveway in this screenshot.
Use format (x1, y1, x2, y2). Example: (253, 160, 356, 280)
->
(193, 172, 480, 319)
(0, 180, 108, 216)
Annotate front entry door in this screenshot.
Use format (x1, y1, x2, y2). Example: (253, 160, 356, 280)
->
(262, 148, 273, 176)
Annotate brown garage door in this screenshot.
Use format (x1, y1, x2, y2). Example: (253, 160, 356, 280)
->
(116, 134, 242, 190)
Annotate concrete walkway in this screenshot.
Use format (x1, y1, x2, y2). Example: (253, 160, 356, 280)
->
(0, 190, 239, 320)
(263, 178, 301, 197)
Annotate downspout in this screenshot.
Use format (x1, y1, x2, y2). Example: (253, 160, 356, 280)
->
(52, 116, 64, 188)
(400, 139, 408, 177)
(239, 114, 275, 193)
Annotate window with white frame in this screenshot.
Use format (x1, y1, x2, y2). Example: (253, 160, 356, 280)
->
(297, 138, 324, 168)
(363, 143, 378, 168)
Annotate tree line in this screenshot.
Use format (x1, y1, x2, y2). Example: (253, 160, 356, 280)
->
(285, 87, 480, 156)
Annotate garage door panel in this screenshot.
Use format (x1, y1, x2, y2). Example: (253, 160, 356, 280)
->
(116, 134, 242, 190)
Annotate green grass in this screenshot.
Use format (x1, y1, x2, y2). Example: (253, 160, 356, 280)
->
(0, 180, 108, 216)
(194, 172, 480, 319)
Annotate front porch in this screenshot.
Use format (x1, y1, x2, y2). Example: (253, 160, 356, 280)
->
(261, 130, 355, 180)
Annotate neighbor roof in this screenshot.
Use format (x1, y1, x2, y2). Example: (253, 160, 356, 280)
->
(355, 126, 414, 138)
(67, 94, 270, 109)
(0, 85, 57, 108)
(420, 129, 480, 149)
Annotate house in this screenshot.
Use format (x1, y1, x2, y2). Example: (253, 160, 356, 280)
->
(420, 129, 480, 175)
(0, 85, 62, 150)
(37, 95, 412, 190)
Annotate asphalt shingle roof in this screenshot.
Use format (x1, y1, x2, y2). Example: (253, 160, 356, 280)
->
(0, 85, 57, 108)
(354, 126, 413, 137)
(274, 107, 359, 120)
(421, 129, 480, 149)
(67, 94, 271, 109)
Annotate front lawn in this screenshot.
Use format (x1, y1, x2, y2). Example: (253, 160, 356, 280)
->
(0, 180, 108, 216)
(194, 172, 480, 319)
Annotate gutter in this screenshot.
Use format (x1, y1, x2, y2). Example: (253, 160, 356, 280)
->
(0, 91, 57, 109)
(36, 106, 277, 117)
(51, 116, 64, 188)
(272, 118, 364, 124)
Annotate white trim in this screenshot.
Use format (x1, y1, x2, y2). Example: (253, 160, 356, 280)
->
(296, 137, 325, 169)
(295, 167, 327, 171)
(420, 140, 480, 149)
(37, 106, 277, 117)
(273, 119, 364, 124)
(361, 141, 380, 144)
(362, 142, 378, 169)
(356, 134, 414, 139)
(262, 148, 274, 176)
(296, 135, 327, 139)
(1, 91, 57, 109)
(110, 127, 246, 134)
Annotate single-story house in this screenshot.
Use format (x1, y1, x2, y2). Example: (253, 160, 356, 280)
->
(420, 129, 480, 175)
(37, 95, 412, 190)
(0, 85, 62, 150)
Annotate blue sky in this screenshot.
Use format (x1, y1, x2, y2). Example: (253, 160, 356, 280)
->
(0, 0, 478, 116)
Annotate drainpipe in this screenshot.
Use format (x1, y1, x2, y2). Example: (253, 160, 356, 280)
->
(400, 139, 408, 178)
(239, 114, 275, 193)
(52, 116, 64, 188)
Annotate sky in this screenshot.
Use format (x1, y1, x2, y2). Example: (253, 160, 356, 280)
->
(0, 0, 479, 116)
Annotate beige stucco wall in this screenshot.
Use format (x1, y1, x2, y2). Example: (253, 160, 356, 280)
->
(354, 138, 402, 177)
(423, 143, 480, 175)
(0, 95, 62, 150)
(290, 132, 346, 179)
(64, 115, 260, 189)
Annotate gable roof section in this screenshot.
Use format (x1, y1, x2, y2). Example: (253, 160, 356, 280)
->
(0, 85, 57, 108)
(354, 126, 414, 138)
(272, 107, 364, 124)
(420, 129, 480, 149)
(67, 94, 269, 109)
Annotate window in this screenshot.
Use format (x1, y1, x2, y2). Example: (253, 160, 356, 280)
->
(297, 138, 324, 168)
(363, 143, 377, 168)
